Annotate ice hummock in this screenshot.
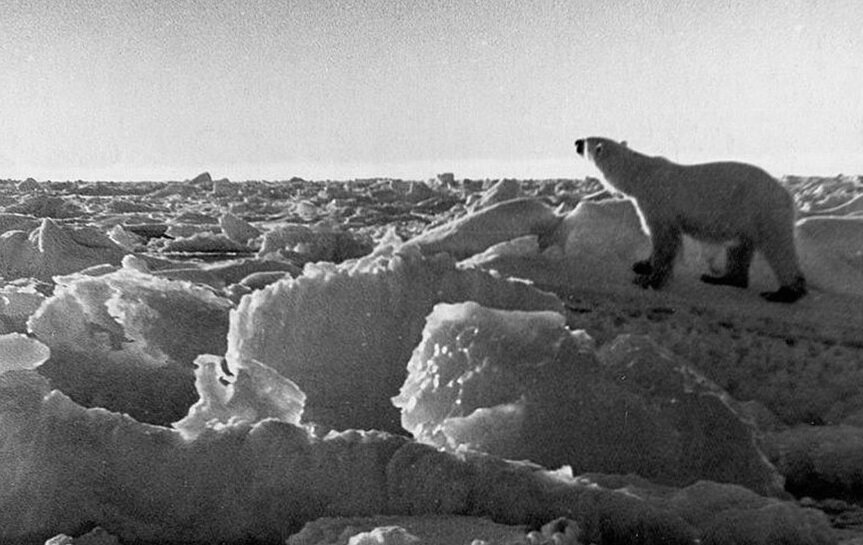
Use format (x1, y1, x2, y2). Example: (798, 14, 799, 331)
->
(28, 267, 232, 424)
(0, 219, 126, 281)
(174, 355, 305, 440)
(393, 301, 783, 496)
(0, 369, 683, 544)
(0, 282, 47, 333)
(0, 333, 50, 372)
(406, 197, 561, 260)
(0, 367, 833, 545)
(226, 243, 564, 433)
(29, 267, 231, 369)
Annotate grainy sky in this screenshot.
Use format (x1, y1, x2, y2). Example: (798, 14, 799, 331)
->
(1, 0, 862, 181)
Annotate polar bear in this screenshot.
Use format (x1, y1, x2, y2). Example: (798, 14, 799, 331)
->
(574, 137, 807, 303)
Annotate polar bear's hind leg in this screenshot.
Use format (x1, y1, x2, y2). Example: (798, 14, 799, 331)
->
(758, 224, 808, 303)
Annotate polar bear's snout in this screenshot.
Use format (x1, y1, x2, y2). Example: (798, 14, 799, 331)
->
(574, 139, 585, 156)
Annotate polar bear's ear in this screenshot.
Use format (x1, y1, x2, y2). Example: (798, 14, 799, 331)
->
(620, 140, 628, 148)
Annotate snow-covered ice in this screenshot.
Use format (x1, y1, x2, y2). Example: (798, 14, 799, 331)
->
(28, 267, 232, 423)
(0, 332, 50, 372)
(0, 219, 126, 281)
(406, 198, 561, 260)
(0, 174, 857, 543)
(174, 354, 305, 439)
(0, 367, 833, 544)
(227, 243, 564, 433)
(394, 301, 782, 495)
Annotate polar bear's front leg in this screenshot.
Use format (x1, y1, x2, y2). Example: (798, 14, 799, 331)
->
(633, 223, 681, 289)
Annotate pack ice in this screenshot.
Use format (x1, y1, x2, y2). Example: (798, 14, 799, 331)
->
(0, 176, 857, 544)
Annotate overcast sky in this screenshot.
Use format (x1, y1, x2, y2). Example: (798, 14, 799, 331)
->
(2, 0, 862, 181)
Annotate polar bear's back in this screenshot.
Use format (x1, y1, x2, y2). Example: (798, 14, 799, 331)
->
(651, 160, 794, 242)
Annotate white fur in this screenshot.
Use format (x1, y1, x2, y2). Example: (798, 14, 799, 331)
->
(577, 137, 804, 288)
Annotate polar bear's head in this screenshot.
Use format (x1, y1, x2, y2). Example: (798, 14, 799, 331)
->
(574, 137, 628, 166)
(574, 137, 636, 195)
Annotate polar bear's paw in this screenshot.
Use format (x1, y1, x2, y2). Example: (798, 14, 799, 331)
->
(632, 260, 652, 275)
(760, 277, 807, 304)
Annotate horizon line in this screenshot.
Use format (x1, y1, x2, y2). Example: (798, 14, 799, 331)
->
(3, 154, 863, 184)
